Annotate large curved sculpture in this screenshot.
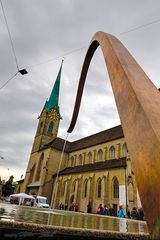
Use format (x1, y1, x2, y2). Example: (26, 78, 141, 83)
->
(67, 31, 160, 236)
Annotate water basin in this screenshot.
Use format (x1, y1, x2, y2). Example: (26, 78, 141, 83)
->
(0, 202, 148, 235)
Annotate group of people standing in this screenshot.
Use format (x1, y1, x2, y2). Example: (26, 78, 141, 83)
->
(59, 202, 79, 212)
(96, 204, 115, 216)
(118, 205, 144, 220)
(127, 207, 144, 220)
(59, 201, 144, 221)
(95, 203, 144, 221)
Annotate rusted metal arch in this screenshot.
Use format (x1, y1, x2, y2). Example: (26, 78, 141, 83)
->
(67, 31, 160, 236)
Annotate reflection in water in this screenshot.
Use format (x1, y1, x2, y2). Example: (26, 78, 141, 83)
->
(0, 202, 148, 234)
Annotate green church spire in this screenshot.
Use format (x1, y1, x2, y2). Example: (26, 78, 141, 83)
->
(45, 60, 63, 112)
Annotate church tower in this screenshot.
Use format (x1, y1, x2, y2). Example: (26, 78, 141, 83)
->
(21, 61, 64, 197)
(31, 61, 63, 153)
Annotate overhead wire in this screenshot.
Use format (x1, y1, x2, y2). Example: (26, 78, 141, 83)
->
(0, 71, 18, 90)
(0, 0, 19, 71)
(1, 13, 160, 91)
(26, 46, 87, 70)
(26, 17, 160, 70)
(117, 17, 160, 37)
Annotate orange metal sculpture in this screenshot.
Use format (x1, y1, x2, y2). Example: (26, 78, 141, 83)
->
(67, 31, 160, 237)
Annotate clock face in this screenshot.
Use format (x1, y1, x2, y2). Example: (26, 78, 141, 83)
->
(53, 111, 60, 121)
(46, 108, 61, 121)
(51, 109, 60, 121)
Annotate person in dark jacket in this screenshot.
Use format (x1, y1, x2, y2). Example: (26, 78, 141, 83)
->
(131, 207, 139, 220)
(103, 205, 110, 215)
(87, 201, 92, 213)
(138, 208, 144, 220)
(127, 209, 131, 219)
(109, 205, 115, 216)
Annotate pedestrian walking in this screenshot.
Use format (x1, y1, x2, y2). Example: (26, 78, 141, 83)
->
(118, 205, 125, 218)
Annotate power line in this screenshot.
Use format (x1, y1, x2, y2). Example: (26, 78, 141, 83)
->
(0, 72, 18, 90)
(26, 46, 86, 70)
(1, 15, 160, 91)
(0, 0, 19, 70)
(27, 17, 160, 71)
(117, 18, 160, 37)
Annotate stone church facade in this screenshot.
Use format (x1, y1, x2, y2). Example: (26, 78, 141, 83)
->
(18, 63, 140, 214)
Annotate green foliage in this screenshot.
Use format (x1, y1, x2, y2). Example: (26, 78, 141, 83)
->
(2, 175, 15, 197)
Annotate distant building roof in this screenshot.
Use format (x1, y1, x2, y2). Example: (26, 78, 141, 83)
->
(46, 125, 124, 153)
(16, 179, 24, 183)
(53, 157, 126, 177)
(27, 181, 41, 188)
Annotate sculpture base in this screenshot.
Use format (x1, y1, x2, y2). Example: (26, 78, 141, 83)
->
(0, 221, 150, 240)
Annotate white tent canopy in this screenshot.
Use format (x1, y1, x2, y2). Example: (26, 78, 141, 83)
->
(10, 193, 35, 205)
(10, 193, 34, 199)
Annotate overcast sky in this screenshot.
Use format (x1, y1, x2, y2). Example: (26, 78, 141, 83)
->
(0, 0, 160, 181)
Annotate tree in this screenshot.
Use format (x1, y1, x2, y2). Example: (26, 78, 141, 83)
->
(2, 175, 15, 197)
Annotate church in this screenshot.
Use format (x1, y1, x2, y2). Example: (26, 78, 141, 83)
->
(18, 62, 140, 214)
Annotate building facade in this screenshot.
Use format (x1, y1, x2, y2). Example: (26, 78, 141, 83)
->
(19, 63, 140, 215)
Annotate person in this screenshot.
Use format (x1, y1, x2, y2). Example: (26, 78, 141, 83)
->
(64, 204, 68, 210)
(138, 208, 144, 221)
(117, 205, 125, 218)
(87, 201, 92, 213)
(75, 204, 79, 212)
(130, 207, 139, 220)
(103, 205, 110, 215)
(31, 199, 34, 207)
(109, 205, 115, 216)
(69, 202, 75, 211)
(97, 204, 103, 215)
(59, 203, 64, 210)
(127, 209, 131, 219)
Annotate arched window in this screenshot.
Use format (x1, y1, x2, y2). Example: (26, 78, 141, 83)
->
(113, 177, 119, 198)
(97, 178, 102, 198)
(38, 121, 43, 135)
(122, 143, 128, 157)
(84, 179, 88, 198)
(109, 146, 116, 159)
(71, 156, 74, 167)
(72, 180, 76, 192)
(29, 164, 36, 183)
(36, 152, 44, 181)
(128, 183, 134, 202)
(87, 152, 93, 164)
(78, 154, 83, 165)
(97, 149, 103, 162)
(61, 182, 66, 196)
(48, 121, 54, 134)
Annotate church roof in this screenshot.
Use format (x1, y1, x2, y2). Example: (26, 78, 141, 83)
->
(69, 125, 124, 152)
(46, 125, 124, 153)
(53, 157, 126, 176)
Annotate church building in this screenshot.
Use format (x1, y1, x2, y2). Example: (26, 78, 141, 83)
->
(18, 62, 140, 214)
